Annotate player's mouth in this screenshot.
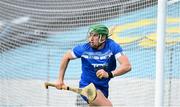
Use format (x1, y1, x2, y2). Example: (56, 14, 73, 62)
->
(89, 42, 98, 49)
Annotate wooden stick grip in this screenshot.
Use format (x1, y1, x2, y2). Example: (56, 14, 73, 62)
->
(45, 82, 55, 89)
(44, 82, 82, 94)
(44, 82, 67, 90)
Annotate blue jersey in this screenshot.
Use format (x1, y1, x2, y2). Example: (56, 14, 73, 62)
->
(72, 39, 123, 88)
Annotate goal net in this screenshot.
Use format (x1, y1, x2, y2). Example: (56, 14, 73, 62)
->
(0, 0, 179, 106)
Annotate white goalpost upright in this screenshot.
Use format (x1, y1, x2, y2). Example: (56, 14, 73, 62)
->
(155, 0, 167, 107)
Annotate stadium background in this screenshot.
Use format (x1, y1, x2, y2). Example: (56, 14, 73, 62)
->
(0, 0, 180, 106)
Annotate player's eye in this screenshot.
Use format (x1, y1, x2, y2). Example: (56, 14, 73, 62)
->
(89, 32, 99, 37)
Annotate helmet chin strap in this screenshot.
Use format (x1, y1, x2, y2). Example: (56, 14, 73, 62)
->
(96, 35, 106, 49)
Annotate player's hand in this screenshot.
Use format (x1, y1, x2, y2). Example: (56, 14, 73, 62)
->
(96, 69, 109, 79)
(55, 80, 66, 90)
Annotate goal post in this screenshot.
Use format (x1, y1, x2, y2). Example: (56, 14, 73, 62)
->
(155, 0, 167, 107)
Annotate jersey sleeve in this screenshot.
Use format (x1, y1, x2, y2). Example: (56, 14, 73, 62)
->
(111, 41, 124, 59)
(72, 44, 84, 58)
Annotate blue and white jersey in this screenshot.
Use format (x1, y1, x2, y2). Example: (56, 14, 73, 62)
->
(72, 39, 123, 88)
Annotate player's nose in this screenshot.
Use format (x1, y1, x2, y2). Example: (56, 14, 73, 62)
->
(88, 36, 93, 42)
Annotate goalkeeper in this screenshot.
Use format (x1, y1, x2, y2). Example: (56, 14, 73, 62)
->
(56, 24, 131, 106)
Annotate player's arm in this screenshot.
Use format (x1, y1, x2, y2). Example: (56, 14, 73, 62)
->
(96, 53, 131, 79)
(112, 54, 131, 77)
(56, 50, 75, 89)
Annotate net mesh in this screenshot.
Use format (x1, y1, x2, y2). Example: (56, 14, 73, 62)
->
(0, 0, 180, 106)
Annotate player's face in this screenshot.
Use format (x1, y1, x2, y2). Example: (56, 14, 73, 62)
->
(88, 32, 100, 49)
